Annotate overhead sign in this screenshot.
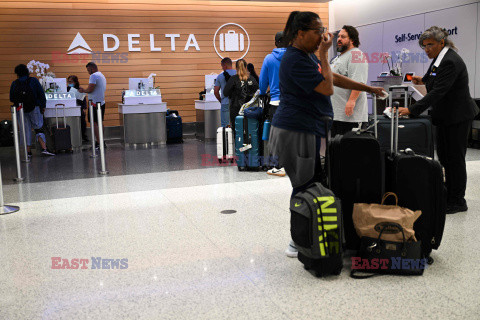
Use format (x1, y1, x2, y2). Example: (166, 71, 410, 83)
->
(66, 23, 250, 59)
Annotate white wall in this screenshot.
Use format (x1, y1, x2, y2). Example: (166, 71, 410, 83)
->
(331, 1, 480, 98)
(331, 0, 478, 30)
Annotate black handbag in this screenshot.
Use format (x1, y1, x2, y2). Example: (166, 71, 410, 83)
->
(350, 223, 426, 278)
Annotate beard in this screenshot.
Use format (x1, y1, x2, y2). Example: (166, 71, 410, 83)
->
(337, 44, 349, 53)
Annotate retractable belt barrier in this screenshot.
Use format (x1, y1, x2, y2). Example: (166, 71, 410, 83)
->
(0, 160, 20, 215)
(10, 105, 24, 182)
(96, 102, 108, 175)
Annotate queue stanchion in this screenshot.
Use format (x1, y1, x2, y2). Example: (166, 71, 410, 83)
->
(88, 99, 97, 158)
(96, 102, 108, 175)
(10, 106, 24, 182)
(0, 161, 20, 215)
(18, 103, 30, 163)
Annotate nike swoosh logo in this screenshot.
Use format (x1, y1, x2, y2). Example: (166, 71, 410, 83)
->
(295, 203, 301, 207)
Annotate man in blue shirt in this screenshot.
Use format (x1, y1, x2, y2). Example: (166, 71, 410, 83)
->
(214, 58, 237, 127)
(259, 32, 287, 177)
(9, 64, 54, 156)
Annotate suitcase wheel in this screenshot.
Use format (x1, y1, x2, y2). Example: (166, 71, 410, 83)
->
(229, 159, 234, 163)
(218, 159, 222, 164)
(333, 268, 342, 276)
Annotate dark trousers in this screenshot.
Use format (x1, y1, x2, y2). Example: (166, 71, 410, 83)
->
(436, 120, 472, 205)
(331, 120, 365, 137)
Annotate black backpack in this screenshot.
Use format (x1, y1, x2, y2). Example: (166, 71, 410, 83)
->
(12, 78, 36, 113)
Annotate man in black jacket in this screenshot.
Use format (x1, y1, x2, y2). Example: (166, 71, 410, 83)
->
(399, 26, 479, 214)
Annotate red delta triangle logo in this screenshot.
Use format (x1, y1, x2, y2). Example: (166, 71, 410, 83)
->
(67, 32, 92, 55)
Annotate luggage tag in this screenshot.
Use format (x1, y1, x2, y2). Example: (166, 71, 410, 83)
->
(239, 144, 252, 152)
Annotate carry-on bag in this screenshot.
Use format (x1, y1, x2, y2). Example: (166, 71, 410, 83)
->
(350, 222, 426, 278)
(372, 86, 434, 157)
(235, 92, 263, 171)
(235, 115, 260, 170)
(290, 181, 344, 277)
(328, 94, 383, 250)
(50, 103, 72, 153)
(166, 109, 183, 144)
(385, 106, 447, 263)
(216, 126, 234, 163)
(353, 192, 422, 243)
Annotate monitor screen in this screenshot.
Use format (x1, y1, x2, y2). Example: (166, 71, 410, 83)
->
(404, 72, 415, 83)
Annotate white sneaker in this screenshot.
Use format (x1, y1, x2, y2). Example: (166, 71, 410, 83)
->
(267, 167, 286, 177)
(41, 149, 55, 156)
(285, 240, 298, 258)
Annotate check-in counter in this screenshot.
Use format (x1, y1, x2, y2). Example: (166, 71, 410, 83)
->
(195, 100, 221, 141)
(118, 89, 167, 145)
(44, 91, 82, 149)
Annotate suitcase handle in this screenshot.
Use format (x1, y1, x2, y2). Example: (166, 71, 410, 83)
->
(54, 103, 67, 129)
(319, 116, 332, 187)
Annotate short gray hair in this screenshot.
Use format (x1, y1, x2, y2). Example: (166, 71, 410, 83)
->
(419, 26, 457, 51)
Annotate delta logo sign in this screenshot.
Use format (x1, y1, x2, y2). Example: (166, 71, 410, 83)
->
(52, 23, 250, 64)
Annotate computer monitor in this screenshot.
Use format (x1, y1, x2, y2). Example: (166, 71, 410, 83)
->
(403, 72, 415, 83)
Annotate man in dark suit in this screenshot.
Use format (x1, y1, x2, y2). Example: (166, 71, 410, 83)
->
(399, 26, 479, 214)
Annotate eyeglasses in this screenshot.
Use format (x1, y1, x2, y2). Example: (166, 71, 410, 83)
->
(420, 43, 436, 50)
(308, 27, 328, 35)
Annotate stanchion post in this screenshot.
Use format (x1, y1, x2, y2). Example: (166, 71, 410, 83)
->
(88, 99, 97, 158)
(18, 104, 30, 163)
(0, 161, 20, 215)
(96, 102, 108, 175)
(10, 106, 24, 182)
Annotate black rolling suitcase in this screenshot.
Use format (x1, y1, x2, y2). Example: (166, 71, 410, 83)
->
(166, 109, 183, 144)
(328, 95, 383, 250)
(373, 86, 434, 157)
(385, 106, 447, 263)
(50, 103, 72, 153)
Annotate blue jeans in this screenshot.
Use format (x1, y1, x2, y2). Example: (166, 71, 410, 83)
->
(18, 106, 46, 146)
(221, 103, 230, 127)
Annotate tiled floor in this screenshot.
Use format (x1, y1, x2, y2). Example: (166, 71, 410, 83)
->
(0, 140, 479, 319)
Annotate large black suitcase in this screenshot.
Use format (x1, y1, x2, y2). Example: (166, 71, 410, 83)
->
(328, 96, 383, 250)
(50, 104, 72, 153)
(371, 86, 434, 158)
(385, 104, 447, 262)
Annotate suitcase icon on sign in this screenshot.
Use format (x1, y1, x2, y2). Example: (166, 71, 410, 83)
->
(220, 30, 244, 52)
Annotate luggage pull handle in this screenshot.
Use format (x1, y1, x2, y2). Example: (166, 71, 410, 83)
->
(54, 103, 67, 129)
(319, 116, 332, 188)
(388, 86, 408, 155)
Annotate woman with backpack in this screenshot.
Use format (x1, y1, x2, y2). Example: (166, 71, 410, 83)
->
(9, 64, 54, 156)
(223, 59, 259, 132)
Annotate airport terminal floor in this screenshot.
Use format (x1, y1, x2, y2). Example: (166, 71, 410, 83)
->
(1, 139, 479, 319)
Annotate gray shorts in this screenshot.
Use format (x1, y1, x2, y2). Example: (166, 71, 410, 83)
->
(268, 125, 316, 188)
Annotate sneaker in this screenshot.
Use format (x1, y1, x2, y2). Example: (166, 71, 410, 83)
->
(27, 151, 32, 158)
(41, 149, 55, 156)
(267, 167, 286, 177)
(285, 240, 298, 258)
